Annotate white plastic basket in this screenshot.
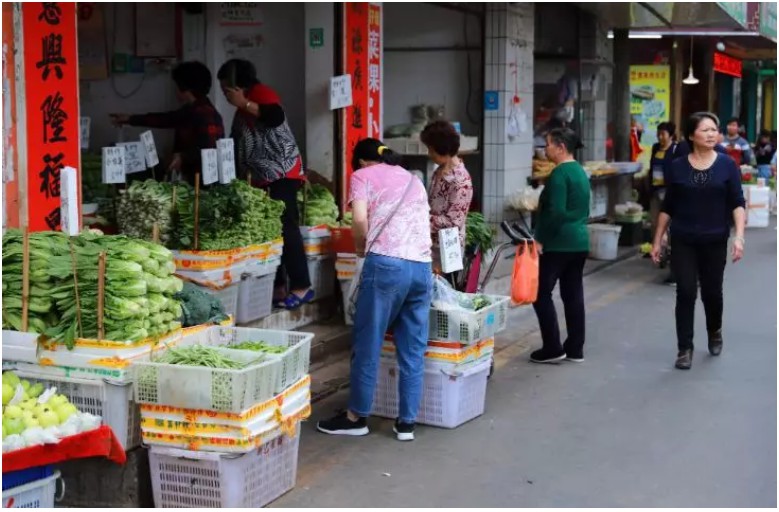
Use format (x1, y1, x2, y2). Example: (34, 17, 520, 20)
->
(200, 327, 313, 394)
(10, 369, 140, 450)
(429, 295, 510, 344)
(149, 425, 300, 508)
(2, 471, 62, 508)
(372, 359, 490, 428)
(236, 273, 275, 325)
(133, 347, 280, 413)
(200, 282, 241, 320)
(308, 255, 336, 301)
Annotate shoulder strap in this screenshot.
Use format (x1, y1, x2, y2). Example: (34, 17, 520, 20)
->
(366, 175, 416, 255)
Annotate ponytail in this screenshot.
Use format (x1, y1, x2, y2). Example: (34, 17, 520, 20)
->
(352, 138, 403, 171)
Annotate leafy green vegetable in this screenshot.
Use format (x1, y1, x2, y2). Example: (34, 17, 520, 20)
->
(174, 281, 228, 327)
(298, 183, 340, 227)
(466, 212, 495, 255)
(228, 340, 287, 354)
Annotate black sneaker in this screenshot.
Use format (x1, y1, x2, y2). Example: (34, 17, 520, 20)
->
(393, 420, 415, 442)
(317, 411, 369, 436)
(563, 343, 584, 363)
(529, 348, 566, 364)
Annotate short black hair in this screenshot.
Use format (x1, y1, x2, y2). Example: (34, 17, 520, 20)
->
(657, 122, 676, 137)
(546, 127, 583, 154)
(420, 120, 460, 157)
(171, 61, 213, 97)
(351, 138, 402, 172)
(216, 59, 259, 90)
(685, 112, 720, 141)
(727, 117, 740, 126)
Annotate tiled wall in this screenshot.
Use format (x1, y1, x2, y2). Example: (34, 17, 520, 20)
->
(482, 3, 535, 233)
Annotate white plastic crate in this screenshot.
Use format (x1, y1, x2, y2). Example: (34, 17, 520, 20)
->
(429, 295, 510, 343)
(236, 273, 275, 324)
(200, 282, 241, 320)
(11, 369, 140, 450)
(134, 347, 280, 413)
(372, 359, 490, 428)
(308, 255, 336, 301)
(149, 425, 300, 508)
(200, 327, 313, 394)
(2, 471, 62, 508)
(339, 279, 354, 326)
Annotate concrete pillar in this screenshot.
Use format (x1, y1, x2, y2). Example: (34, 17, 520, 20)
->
(482, 3, 534, 229)
(304, 3, 336, 183)
(613, 28, 631, 162)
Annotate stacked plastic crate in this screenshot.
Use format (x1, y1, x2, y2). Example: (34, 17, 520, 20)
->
(372, 294, 510, 428)
(300, 226, 336, 302)
(236, 241, 283, 324)
(133, 326, 313, 508)
(335, 253, 357, 325)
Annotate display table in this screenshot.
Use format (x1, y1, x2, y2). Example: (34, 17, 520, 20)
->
(2, 426, 126, 473)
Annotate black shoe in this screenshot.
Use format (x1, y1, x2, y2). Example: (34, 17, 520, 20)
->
(529, 348, 566, 364)
(708, 329, 723, 356)
(393, 419, 415, 442)
(675, 349, 693, 370)
(317, 411, 369, 436)
(563, 343, 584, 363)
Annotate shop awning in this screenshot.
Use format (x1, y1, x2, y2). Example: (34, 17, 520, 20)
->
(578, 2, 754, 30)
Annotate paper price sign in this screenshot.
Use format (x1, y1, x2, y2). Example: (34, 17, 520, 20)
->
(140, 130, 160, 168)
(60, 167, 79, 236)
(216, 138, 236, 184)
(118, 142, 147, 174)
(330, 74, 353, 110)
(201, 148, 219, 185)
(80, 117, 91, 150)
(102, 146, 127, 184)
(439, 227, 464, 274)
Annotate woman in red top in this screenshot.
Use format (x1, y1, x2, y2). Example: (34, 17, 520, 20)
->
(217, 59, 312, 310)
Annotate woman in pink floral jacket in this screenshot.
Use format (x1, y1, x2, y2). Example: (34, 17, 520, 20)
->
(421, 121, 474, 273)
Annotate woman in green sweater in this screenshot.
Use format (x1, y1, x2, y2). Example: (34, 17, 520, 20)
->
(531, 128, 591, 364)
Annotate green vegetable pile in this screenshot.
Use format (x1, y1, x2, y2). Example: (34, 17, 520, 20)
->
(462, 294, 492, 311)
(466, 212, 495, 255)
(2, 229, 183, 348)
(297, 183, 340, 227)
(174, 281, 229, 327)
(340, 212, 353, 227)
(155, 345, 253, 369)
(228, 340, 287, 355)
(116, 180, 183, 245)
(82, 153, 117, 226)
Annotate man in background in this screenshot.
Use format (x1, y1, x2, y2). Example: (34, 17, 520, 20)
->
(721, 117, 753, 166)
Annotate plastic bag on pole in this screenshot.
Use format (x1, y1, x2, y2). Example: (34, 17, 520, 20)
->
(510, 241, 539, 305)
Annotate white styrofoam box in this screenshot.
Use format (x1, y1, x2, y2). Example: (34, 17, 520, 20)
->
(175, 264, 244, 288)
(243, 258, 280, 278)
(308, 255, 336, 301)
(11, 368, 140, 450)
(372, 359, 490, 428)
(134, 347, 280, 413)
(429, 295, 510, 344)
(149, 425, 300, 508)
(2, 471, 61, 508)
(199, 282, 241, 320)
(303, 237, 331, 257)
(300, 226, 331, 239)
(339, 279, 354, 326)
(587, 223, 622, 260)
(199, 327, 313, 394)
(4, 361, 133, 385)
(236, 274, 275, 325)
(744, 185, 770, 228)
(589, 181, 609, 219)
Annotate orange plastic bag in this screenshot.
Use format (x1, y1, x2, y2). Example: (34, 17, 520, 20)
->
(511, 241, 539, 305)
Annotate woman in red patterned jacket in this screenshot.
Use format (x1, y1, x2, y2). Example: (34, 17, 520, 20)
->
(421, 121, 473, 274)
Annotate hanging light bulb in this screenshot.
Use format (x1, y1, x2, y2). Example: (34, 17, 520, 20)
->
(683, 36, 699, 85)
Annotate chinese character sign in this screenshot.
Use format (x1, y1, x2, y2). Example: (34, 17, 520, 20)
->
(629, 65, 670, 168)
(341, 2, 382, 211)
(22, 2, 80, 231)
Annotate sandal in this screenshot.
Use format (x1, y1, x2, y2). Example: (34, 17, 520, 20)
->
(276, 289, 315, 311)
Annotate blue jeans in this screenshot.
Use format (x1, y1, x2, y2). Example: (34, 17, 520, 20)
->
(757, 164, 772, 180)
(348, 253, 432, 423)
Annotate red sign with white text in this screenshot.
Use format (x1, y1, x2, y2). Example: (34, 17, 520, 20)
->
(713, 52, 742, 78)
(22, 2, 81, 231)
(341, 2, 382, 211)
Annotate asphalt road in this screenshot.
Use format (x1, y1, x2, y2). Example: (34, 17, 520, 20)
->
(275, 225, 777, 508)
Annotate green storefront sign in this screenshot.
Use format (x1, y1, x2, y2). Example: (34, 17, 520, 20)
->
(760, 2, 777, 42)
(717, 2, 748, 27)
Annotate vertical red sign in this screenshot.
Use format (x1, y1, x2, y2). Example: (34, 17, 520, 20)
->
(22, 2, 80, 232)
(341, 2, 381, 210)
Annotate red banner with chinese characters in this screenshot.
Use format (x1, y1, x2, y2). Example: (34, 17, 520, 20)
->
(341, 2, 382, 211)
(713, 52, 742, 78)
(22, 2, 80, 232)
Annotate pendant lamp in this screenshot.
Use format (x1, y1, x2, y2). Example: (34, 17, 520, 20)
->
(683, 36, 699, 85)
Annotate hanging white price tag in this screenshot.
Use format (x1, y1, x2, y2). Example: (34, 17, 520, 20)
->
(201, 148, 219, 185)
(80, 117, 91, 150)
(140, 130, 159, 168)
(117, 141, 147, 174)
(217, 138, 236, 184)
(60, 166, 79, 236)
(439, 227, 464, 274)
(101, 146, 126, 184)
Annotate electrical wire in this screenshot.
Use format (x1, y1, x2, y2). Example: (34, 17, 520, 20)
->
(109, 3, 146, 100)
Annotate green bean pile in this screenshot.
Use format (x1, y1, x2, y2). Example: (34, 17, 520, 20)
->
(157, 345, 251, 369)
